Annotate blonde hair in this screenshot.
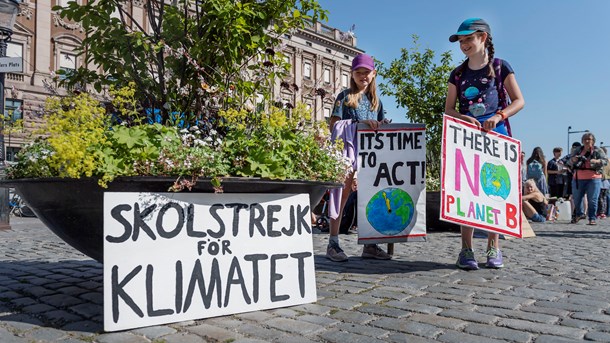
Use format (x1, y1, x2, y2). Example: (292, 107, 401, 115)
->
(345, 74, 380, 112)
(524, 179, 540, 193)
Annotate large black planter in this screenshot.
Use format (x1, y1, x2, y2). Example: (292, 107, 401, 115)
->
(426, 191, 460, 232)
(1, 177, 339, 263)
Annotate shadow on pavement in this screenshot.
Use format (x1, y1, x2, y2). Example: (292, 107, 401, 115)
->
(0, 260, 103, 333)
(534, 229, 610, 239)
(313, 255, 453, 274)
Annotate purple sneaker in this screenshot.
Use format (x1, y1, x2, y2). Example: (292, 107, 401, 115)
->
(485, 247, 504, 268)
(456, 248, 479, 270)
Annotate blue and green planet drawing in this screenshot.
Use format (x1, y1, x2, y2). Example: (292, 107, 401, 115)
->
(479, 161, 511, 201)
(365, 188, 415, 235)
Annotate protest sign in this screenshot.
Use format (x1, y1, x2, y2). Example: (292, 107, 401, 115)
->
(103, 192, 316, 331)
(357, 123, 427, 244)
(440, 115, 522, 237)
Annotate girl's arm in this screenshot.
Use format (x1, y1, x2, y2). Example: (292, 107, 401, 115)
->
(523, 191, 545, 202)
(543, 162, 548, 178)
(502, 73, 525, 118)
(444, 83, 480, 127)
(329, 115, 341, 131)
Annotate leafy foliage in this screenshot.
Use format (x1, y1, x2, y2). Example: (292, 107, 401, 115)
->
(11, 1, 350, 189)
(8, 91, 349, 189)
(56, 0, 328, 125)
(377, 35, 455, 190)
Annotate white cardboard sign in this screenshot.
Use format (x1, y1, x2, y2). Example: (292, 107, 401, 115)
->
(357, 123, 427, 244)
(103, 192, 316, 331)
(440, 115, 522, 237)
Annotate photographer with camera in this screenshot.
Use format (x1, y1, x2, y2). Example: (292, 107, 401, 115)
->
(567, 133, 608, 225)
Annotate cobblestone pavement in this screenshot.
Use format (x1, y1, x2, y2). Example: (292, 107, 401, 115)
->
(1, 216, 610, 342)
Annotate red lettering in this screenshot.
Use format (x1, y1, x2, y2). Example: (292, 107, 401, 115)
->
(506, 203, 517, 229)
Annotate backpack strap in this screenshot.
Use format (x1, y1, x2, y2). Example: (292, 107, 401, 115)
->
(493, 58, 512, 137)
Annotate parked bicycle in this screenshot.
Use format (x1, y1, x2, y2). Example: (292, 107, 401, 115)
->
(9, 188, 36, 217)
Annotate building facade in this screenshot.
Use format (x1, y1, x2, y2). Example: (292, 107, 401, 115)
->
(5, 1, 362, 160)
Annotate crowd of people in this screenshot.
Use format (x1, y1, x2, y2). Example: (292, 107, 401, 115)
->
(325, 17, 608, 272)
(326, 18, 525, 270)
(522, 135, 610, 226)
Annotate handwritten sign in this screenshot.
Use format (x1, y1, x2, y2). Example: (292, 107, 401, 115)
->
(357, 123, 427, 244)
(103, 192, 316, 331)
(441, 115, 522, 237)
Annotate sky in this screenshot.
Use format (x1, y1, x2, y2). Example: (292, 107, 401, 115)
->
(317, 0, 610, 160)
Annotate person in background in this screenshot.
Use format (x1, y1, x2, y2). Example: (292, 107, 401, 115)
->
(561, 141, 582, 201)
(327, 53, 391, 262)
(526, 147, 549, 196)
(547, 147, 567, 199)
(520, 151, 527, 191)
(444, 18, 525, 270)
(567, 133, 608, 225)
(522, 179, 548, 223)
(597, 147, 610, 219)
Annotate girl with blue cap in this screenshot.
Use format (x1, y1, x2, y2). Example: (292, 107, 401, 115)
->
(444, 18, 525, 270)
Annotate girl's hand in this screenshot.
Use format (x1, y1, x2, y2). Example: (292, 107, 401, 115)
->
(362, 119, 381, 130)
(482, 114, 501, 131)
(461, 115, 481, 128)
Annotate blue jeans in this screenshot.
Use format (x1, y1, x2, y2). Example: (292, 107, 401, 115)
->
(572, 178, 601, 220)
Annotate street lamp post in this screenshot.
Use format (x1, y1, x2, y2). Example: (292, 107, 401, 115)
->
(567, 126, 590, 152)
(0, 0, 19, 230)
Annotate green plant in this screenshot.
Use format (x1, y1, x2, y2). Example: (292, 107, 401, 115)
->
(8, 1, 349, 188)
(56, 0, 328, 124)
(8, 89, 348, 189)
(377, 35, 455, 191)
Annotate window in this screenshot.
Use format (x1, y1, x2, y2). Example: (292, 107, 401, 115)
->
(323, 107, 331, 118)
(323, 68, 330, 83)
(255, 93, 264, 113)
(6, 147, 20, 162)
(59, 52, 77, 80)
(303, 62, 311, 79)
(341, 73, 349, 88)
(4, 99, 22, 122)
(6, 42, 22, 58)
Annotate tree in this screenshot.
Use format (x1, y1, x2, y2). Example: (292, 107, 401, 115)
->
(377, 35, 455, 190)
(56, 0, 328, 126)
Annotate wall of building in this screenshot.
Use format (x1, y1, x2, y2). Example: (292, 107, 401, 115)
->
(5, 1, 362, 159)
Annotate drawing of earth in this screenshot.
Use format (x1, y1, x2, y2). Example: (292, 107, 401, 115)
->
(480, 161, 511, 200)
(365, 187, 414, 235)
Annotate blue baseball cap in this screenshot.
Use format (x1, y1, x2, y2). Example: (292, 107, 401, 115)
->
(449, 18, 491, 42)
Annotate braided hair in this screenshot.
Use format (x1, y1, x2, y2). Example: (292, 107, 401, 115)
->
(485, 34, 495, 78)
